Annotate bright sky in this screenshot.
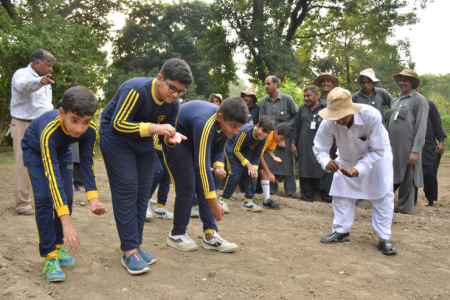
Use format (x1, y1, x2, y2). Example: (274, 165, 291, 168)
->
(106, 0, 449, 79)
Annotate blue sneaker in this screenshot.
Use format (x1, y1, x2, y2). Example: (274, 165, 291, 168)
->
(263, 199, 281, 209)
(57, 248, 75, 268)
(42, 258, 65, 281)
(121, 252, 150, 275)
(137, 245, 157, 265)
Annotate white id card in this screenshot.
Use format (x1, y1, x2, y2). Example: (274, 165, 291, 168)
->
(393, 111, 399, 121)
(310, 122, 316, 129)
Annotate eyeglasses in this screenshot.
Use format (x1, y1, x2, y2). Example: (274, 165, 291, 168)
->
(164, 79, 186, 96)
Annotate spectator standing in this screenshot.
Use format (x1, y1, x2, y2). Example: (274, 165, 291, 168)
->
(10, 49, 55, 215)
(259, 76, 298, 197)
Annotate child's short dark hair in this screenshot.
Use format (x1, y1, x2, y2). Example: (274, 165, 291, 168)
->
(160, 58, 194, 86)
(275, 122, 292, 139)
(258, 115, 276, 132)
(62, 86, 98, 117)
(217, 97, 248, 124)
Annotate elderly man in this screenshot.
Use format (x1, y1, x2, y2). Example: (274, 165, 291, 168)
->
(291, 85, 332, 203)
(314, 73, 340, 103)
(352, 68, 393, 123)
(387, 69, 428, 214)
(10, 49, 55, 215)
(313, 87, 397, 255)
(421, 98, 446, 207)
(260, 76, 298, 197)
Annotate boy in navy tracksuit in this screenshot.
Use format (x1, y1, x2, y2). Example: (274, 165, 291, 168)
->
(22, 86, 107, 281)
(164, 98, 248, 252)
(145, 134, 173, 220)
(218, 115, 275, 213)
(100, 58, 193, 275)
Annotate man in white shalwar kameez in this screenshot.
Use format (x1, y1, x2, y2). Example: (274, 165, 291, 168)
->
(313, 87, 397, 255)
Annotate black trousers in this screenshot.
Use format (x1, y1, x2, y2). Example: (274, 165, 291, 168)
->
(299, 175, 332, 203)
(423, 154, 441, 202)
(73, 162, 84, 188)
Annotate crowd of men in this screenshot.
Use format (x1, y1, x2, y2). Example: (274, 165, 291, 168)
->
(8, 48, 447, 280)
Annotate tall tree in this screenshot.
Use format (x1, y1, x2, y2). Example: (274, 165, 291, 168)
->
(213, 0, 428, 84)
(105, 0, 237, 101)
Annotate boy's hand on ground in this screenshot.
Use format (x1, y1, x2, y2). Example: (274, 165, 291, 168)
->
(214, 167, 226, 179)
(274, 157, 282, 163)
(207, 199, 224, 221)
(247, 165, 258, 178)
(89, 198, 107, 215)
(268, 173, 276, 183)
(166, 132, 187, 144)
(326, 160, 340, 172)
(60, 215, 80, 251)
(340, 167, 359, 178)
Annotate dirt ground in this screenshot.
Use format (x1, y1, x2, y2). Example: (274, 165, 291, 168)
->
(1, 158, 450, 300)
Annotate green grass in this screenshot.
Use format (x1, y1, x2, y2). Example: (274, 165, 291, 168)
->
(0, 152, 15, 164)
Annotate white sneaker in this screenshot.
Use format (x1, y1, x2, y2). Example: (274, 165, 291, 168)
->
(241, 200, 263, 212)
(218, 199, 230, 214)
(153, 207, 173, 220)
(202, 231, 238, 253)
(166, 233, 198, 252)
(149, 199, 157, 205)
(190, 206, 200, 218)
(146, 205, 153, 220)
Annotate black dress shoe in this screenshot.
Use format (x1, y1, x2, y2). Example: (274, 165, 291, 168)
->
(320, 231, 350, 244)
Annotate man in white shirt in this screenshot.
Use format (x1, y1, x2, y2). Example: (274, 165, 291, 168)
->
(10, 49, 55, 215)
(313, 87, 397, 255)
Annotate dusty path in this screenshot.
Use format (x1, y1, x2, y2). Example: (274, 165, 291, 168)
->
(1, 160, 450, 300)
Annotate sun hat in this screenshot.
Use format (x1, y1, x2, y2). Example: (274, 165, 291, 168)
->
(208, 93, 223, 104)
(313, 73, 340, 88)
(318, 87, 363, 121)
(355, 68, 380, 85)
(240, 87, 257, 104)
(392, 69, 420, 89)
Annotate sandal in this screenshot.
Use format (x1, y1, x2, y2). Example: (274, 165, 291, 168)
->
(320, 232, 350, 244)
(379, 240, 397, 255)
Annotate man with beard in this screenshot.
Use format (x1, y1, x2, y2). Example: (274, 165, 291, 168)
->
(386, 69, 428, 214)
(259, 76, 298, 198)
(314, 73, 340, 104)
(241, 87, 260, 123)
(291, 85, 333, 203)
(352, 69, 393, 124)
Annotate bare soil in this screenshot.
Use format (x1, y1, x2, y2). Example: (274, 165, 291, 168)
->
(1, 159, 450, 300)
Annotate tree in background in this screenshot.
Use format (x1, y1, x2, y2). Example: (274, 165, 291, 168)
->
(105, 0, 237, 101)
(0, 0, 116, 137)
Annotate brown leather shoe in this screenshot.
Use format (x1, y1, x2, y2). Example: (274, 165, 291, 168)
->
(21, 209, 34, 216)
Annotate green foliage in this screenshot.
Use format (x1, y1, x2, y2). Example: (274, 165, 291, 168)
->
(105, 0, 236, 103)
(419, 73, 450, 114)
(228, 78, 247, 98)
(0, 0, 109, 135)
(254, 77, 303, 107)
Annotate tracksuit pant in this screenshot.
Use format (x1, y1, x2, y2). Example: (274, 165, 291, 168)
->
(221, 147, 257, 201)
(26, 161, 73, 258)
(164, 142, 217, 235)
(151, 150, 170, 206)
(331, 192, 394, 240)
(100, 134, 154, 251)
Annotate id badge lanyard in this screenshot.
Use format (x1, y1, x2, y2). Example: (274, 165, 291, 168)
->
(394, 104, 402, 121)
(311, 114, 317, 129)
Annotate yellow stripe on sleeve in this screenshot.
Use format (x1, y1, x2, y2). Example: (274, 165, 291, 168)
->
(113, 89, 141, 133)
(234, 132, 249, 166)
(89, 123, 99, 192)
(199, 114, 217, 198)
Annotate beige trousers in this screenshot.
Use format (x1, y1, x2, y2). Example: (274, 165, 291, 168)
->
(11, 117, 33, 212)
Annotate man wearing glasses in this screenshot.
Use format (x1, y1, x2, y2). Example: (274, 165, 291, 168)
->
(100, 58, 193, 275)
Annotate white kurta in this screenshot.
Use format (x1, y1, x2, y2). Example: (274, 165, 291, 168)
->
(313, 105, 393, 200)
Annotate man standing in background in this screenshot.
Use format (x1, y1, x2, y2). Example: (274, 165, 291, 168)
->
(259, 75, 298, 197)
(10, 49, 55, 215)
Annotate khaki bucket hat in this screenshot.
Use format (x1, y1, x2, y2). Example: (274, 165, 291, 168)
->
(240, 87, 257, 104)
(393, 69, 420, 89)
(355, 68, 380, 85)
(314, 73, 340, 88)
(319, 87, 363, 121)
(208, 93, 223, 104)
